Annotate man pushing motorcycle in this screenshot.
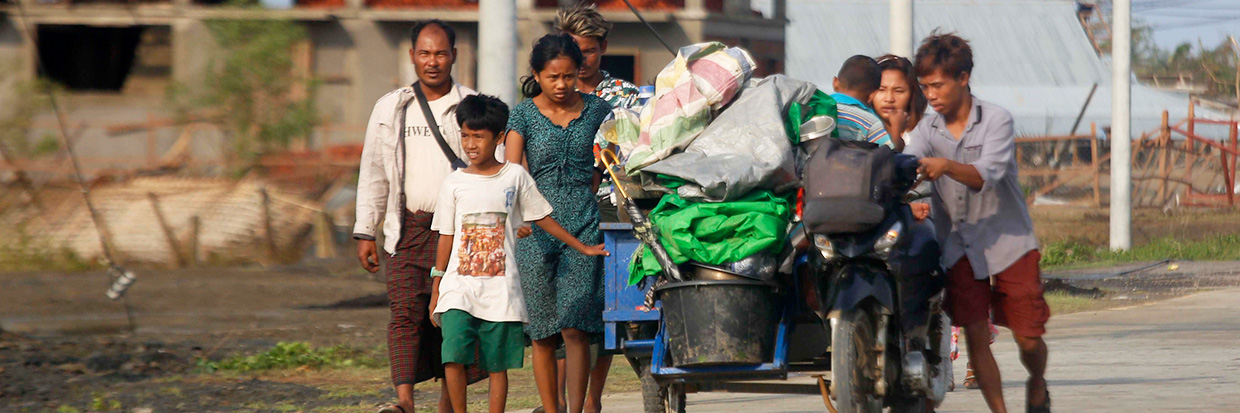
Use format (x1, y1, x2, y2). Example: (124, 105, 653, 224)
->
(900, 32, 1052, 413)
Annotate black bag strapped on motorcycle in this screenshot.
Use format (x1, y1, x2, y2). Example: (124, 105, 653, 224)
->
(802, 138, 896, 234)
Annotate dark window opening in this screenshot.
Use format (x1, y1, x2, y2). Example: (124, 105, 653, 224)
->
(600, 55, 637, 85)
(37, 25, 143, 91)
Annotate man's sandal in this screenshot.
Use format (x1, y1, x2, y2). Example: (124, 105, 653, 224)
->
(1027, 389, 1051, 413)
(377, 405, 406, 413)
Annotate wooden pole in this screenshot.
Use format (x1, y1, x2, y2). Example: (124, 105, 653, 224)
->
(314, 211, 337, 259)
(1092, 122, 1101, 207)
(1159, 110, 1170, 202)
(146, 113, 158, 168)
(1186, 101, 1196, 196)
(1029, 152, 1114, 205)
(1230, 121, 1238, 207)
(1221, 145, 1233, 208)
(260, 188, 277, 261)
(189, 215, 201, 267)
(147, 192, 186, 267)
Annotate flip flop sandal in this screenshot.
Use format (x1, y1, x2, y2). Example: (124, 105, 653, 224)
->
(377, 405, 406, 413)
(1027, 389, 1051, 413)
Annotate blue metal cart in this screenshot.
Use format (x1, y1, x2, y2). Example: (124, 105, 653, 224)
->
(601, 223, 834, 413)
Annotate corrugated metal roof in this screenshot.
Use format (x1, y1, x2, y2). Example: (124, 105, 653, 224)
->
(786, 0, 1231, 138)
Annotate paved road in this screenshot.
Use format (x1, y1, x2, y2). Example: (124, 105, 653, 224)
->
(593, 287, 1240, 412)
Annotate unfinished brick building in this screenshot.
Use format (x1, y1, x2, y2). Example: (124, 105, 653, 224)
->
(0, 0, 786, 172)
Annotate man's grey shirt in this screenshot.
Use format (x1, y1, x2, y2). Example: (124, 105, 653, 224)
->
(904, 97, 1039, 279)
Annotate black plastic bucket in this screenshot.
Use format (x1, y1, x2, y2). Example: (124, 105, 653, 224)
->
(656, 279, 779, 367)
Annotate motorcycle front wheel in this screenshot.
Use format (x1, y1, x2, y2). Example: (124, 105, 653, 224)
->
(831, 307, 883, 413)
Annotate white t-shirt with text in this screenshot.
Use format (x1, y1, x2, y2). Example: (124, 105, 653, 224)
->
(429, 163, 554, 323)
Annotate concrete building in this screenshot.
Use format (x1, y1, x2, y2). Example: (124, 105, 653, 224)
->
(0, 0, 786, 170)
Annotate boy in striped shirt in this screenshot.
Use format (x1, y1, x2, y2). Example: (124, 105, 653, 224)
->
(830, 55, 894, 148)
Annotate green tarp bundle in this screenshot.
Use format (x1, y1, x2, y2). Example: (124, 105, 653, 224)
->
(628, 190, 793, 285)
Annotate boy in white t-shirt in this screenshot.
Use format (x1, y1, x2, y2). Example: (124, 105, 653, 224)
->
(429, 94, 608, 413)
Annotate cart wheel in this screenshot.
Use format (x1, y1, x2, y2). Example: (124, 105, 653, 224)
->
(887, 396, 928, 413)
(664, 381, 686, 413)
(638, 359, 666, 413)
(637, 358, 686, 413)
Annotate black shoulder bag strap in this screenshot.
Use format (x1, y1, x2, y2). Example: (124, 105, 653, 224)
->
(411, 81, 468, 170)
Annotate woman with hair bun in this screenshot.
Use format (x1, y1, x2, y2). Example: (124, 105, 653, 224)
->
(504, 33, 612, 413)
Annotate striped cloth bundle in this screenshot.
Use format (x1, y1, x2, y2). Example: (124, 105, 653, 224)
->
(622, 42, 755, 173)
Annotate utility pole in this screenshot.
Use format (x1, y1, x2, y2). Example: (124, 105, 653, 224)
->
(1110, 0, 1132, 251)
(478, 0, 518, 105)
(889, 0, 914, 58)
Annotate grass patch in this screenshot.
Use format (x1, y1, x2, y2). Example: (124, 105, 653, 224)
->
(1043, 291, 1114, 314)
(196, 342, 383, 372)
(253, 349, 644, 413)
(0, 226, 98, 272)
(1040, 234, 1240, 270)
(273, 402, 299, 412)
(89, 393, 122, 411)
(195, 347, 643, 412)
(159, 386, 184, 397)
(324, 388, 382, 399)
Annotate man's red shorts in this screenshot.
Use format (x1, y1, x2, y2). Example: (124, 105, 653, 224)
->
(945, 250, 1050, 338)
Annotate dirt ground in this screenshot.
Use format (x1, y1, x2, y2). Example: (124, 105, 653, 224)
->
(0, 261, 395, 412)
(3, 206, 1240, 412)
(0, 260, 641, 413)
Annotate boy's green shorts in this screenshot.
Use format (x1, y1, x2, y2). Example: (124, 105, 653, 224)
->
(440, 309, 525, 372)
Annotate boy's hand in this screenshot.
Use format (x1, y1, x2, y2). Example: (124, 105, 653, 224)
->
(428, 296, 440, 327)
(581, 244, 610, 257)
(911, 203, 931, 221)
(517, 226, 532, 239)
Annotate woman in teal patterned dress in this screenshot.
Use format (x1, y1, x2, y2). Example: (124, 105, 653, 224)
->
(504, 34, 611, 413)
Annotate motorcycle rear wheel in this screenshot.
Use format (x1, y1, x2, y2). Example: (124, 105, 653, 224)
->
(831, 307, 883, 413)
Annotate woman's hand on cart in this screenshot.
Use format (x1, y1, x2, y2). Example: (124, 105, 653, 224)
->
(582, 244, 610, 257)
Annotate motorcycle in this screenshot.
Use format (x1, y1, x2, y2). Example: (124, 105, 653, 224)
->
(801, 140, 953, 412)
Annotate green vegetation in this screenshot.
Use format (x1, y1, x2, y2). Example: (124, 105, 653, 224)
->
(1128, 22, 1237, 103)
(1043, 291, 1115, 314)
(0, 59, 67, 160)
(168, 0, 318, 173)
(89, 393, 122, 411)
(1040, 234, 1240, 270)
(196, 342, 382, 372)
(0, 225, 98, 272)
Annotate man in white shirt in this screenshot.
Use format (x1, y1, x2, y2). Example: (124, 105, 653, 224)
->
(351, 19, 478, 413)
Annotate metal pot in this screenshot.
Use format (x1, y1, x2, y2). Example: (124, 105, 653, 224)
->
(687, 262, 748, 281)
